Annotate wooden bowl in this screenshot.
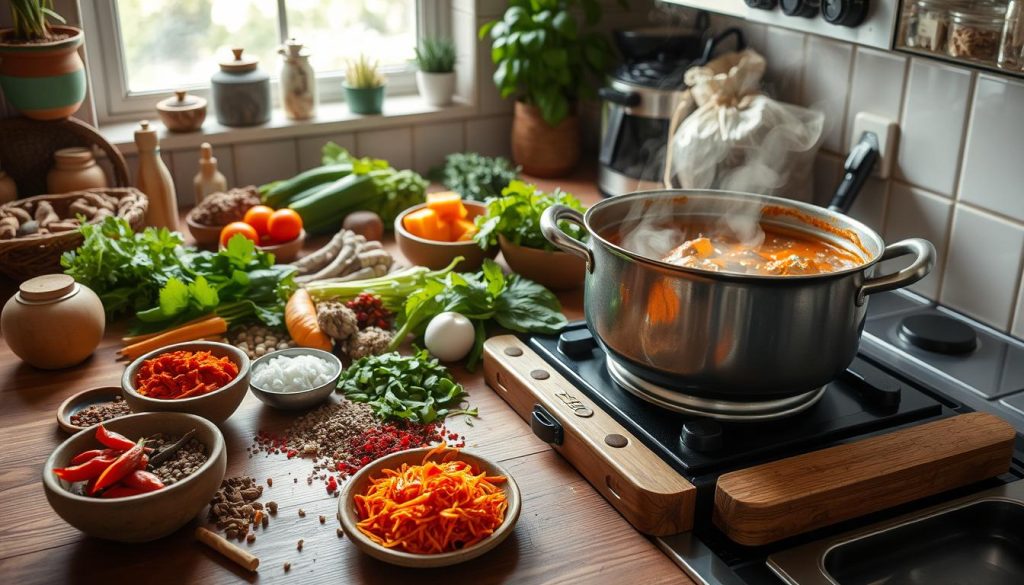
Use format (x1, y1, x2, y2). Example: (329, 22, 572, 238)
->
(121, 341, 251, 424)
(257, 229, 306, 264)
(56, 386, 127, 433)
(394, 201, 498, 272)
(338, 447, 521, 567)
(184, 209, 223, 249)
(42, 412, 226, 542)
(498, 235, 586, 290)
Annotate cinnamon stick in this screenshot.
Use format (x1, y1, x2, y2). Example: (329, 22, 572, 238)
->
(195, 526, 259, 572)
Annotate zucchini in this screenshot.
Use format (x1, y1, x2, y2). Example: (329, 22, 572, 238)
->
(289, 174, 379, 233)
(262, 163, 352, 208)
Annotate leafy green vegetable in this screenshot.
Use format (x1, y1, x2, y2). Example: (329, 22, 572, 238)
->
(429, 152, 520, 201)
(390, 258, 568, 369)
(306, 258, 463, 311)
(473, 180, 586, 251)
(321, 142, 427, 227)
(337, 349, 476, 424)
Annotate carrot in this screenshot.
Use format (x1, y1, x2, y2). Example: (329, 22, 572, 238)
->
(121, 314, 219, 345)
(353, 444, 508, 554)
(119, 316, 228, 361)
(285, 289, 332, 351)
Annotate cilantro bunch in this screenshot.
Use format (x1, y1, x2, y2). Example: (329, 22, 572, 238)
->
(473, 180, 586, 251)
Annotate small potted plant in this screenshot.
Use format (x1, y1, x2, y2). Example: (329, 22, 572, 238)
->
(480, 0, 615, 177)
(414, 37, 457, 107)
(343, 54, 385, 115)
(474, 180, 587, 290)
(0, 0, 87, 120)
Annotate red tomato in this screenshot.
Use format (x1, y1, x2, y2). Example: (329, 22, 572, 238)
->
(220, 221, 260, 247)
(267, 209, 303, 243)
(243, 205, 275, 237)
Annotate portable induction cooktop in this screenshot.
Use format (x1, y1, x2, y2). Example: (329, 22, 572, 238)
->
(482, 289, 1024, 585)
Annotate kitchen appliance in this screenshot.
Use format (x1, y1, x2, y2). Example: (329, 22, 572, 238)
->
(482, 287, 1024, 585)
(597, 19, 727, 197)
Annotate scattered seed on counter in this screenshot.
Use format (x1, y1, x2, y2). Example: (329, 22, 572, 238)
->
(69, 396, 132, 428)
(266, 477, 273, 487)
(336, 528, 344, 538)
(297, 539, 304, 551)
(148, 434, 209, 485)
(267, 501, 278, 514)
(319, 515, 325, 524)
(298, 509, 305, 518)
(229, 324, 295, 360)
(246, 533, 255, 543)
(283, 562, 291, 572)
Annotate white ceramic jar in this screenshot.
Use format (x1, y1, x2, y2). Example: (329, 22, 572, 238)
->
(1, 274, 105, 369)
(279, 39, 317, 120)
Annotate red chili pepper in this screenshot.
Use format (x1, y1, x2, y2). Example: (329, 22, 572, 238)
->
(90, 439, 145, 495)
(53, 456, 116, 483)
(100, 486, 148, 498)
(121, 470, 165, 492)
(95, 425, 137, 451)
(69, 448, 119, 466)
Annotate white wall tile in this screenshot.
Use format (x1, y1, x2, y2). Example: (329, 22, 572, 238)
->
(941, 206, 1024, 329)
(170, 146, 236, 207)
(1013, 277, 1024, 338)
(764, 27, 806, 104)
(297, 133, 355, 170)
(958, 75, 1024, 223)
(465, 115, 512, 158)
(845, 48, 907, 150)
(233, 140, 298, 188)
(896, 59, 971, 196)
(413, 121, 465, 175)
(801, 36, 852, 154)
(882, 183, 953, 299)
(357, 127, 414, 171)
(848, 177, 888, 233)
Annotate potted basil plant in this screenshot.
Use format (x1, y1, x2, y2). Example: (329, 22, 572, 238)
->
(0, 0, 87, 120)
(414, 37, 456, 107)
(344, 54, 385, 115)
(473, 180, 587, 290)
(480, 0, 617, 177)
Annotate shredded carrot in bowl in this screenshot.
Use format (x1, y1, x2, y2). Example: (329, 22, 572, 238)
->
(134, 350, 239, 400)
(354, 444, 509, 554)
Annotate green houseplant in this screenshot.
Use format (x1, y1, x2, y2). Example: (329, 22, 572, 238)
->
(480, 0, 618, 177)
(0, 0, 87, 120)
(414, 37, 457, 107)
(344, 54, 386, 115)
(474, 180, 587, 290)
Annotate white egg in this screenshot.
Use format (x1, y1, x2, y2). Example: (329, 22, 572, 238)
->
(424, 311, 476, 362)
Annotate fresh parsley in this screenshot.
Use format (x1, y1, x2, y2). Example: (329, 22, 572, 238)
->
(337, 349, 477, 424)
(473, 180, 586, 251)
(429, 152, 520, 201)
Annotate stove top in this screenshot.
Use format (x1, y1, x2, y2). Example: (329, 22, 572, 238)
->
(508, 290, 1024, 585)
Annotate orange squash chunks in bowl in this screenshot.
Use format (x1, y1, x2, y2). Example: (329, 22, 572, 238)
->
(426, 192, 469, 220)
(403, 208, 452, 241)
(403, 192, 479, 242)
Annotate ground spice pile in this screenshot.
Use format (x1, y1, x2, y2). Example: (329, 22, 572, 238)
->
(208, 476, 268, 542)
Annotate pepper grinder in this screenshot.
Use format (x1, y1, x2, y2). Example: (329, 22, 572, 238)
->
(193, 142, 227, 204)
(134, 120, 179, 231)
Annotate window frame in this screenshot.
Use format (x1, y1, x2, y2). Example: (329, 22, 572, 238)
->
(84, 0, 448, 124)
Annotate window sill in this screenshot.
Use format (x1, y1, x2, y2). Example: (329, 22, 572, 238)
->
(102, 95, 478, 154)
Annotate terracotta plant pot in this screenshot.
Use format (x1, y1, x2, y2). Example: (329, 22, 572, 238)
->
(511, 101, 580, 178)
(0, 26, 87, 120)
(499, 234, 585, 291)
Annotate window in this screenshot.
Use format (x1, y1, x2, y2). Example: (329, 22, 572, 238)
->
(86, 0, 445, 121)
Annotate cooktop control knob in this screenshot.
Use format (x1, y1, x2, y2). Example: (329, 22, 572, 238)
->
(679, 420, 723, 453)
(781, 0, 819, 17)
(822, 0, 868, 27)
(899, 314, 978, 354)
(558, 329, 596, 359)
(745, 0, 778, 9)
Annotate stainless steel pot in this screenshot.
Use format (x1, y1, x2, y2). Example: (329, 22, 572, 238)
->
(541, 190, 935, 414)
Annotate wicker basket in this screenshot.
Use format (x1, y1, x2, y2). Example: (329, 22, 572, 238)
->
(0, 188, 148, 281)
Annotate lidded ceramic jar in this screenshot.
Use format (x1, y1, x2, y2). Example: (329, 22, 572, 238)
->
(1, 274, 105, 369)
(211, 48, 271, 127)
(157, 89, 207, 132)
(46, 147, 108, 194)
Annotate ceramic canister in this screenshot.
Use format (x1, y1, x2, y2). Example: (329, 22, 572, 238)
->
(0, 26, 87, 120)
(211, 48, 271, 127)
(279, 39, 317, 120)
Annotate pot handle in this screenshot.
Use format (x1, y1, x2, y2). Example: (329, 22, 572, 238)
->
(858, 238, 936, 304)
(541, 205, 594, 272)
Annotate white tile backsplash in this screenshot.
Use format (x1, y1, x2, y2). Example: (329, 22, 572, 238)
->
(356, 126, 414, 171)
(413, 122, 465, 175)
(882, 183, 954, 299)
(233, 140, 298, 188)
(801, 36, 852, 154)
(896, 59, 972, 196)
(958, 75, 1024, 223)
(764, 27, 806, 104)
(845, 48, 907, 151)
(941, 206, 1024, 329)
(297, 133, 355, 170)
(847, 176, 888, 232)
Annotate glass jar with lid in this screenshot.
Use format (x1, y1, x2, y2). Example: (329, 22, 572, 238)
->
(948, 3, 1008, 62)
(911, 0, 966, 53)
(1000, 0, 1024, 70)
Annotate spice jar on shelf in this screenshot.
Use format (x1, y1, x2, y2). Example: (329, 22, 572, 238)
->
(948, 4, 1008, 62)
(912, 0, 957, 53)
(1000, 0, 1024, 70)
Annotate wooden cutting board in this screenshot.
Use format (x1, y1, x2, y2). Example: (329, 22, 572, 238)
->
(714, 411, 1016, 546)
(482, 335, 696, 537)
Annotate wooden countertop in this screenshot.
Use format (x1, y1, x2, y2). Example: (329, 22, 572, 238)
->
(0, 170, 692, 584)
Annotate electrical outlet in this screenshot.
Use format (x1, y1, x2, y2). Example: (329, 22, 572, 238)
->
(850, 112, 899, 179)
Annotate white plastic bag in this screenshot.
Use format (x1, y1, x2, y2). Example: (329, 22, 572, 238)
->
(664, 49, 824, 199)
